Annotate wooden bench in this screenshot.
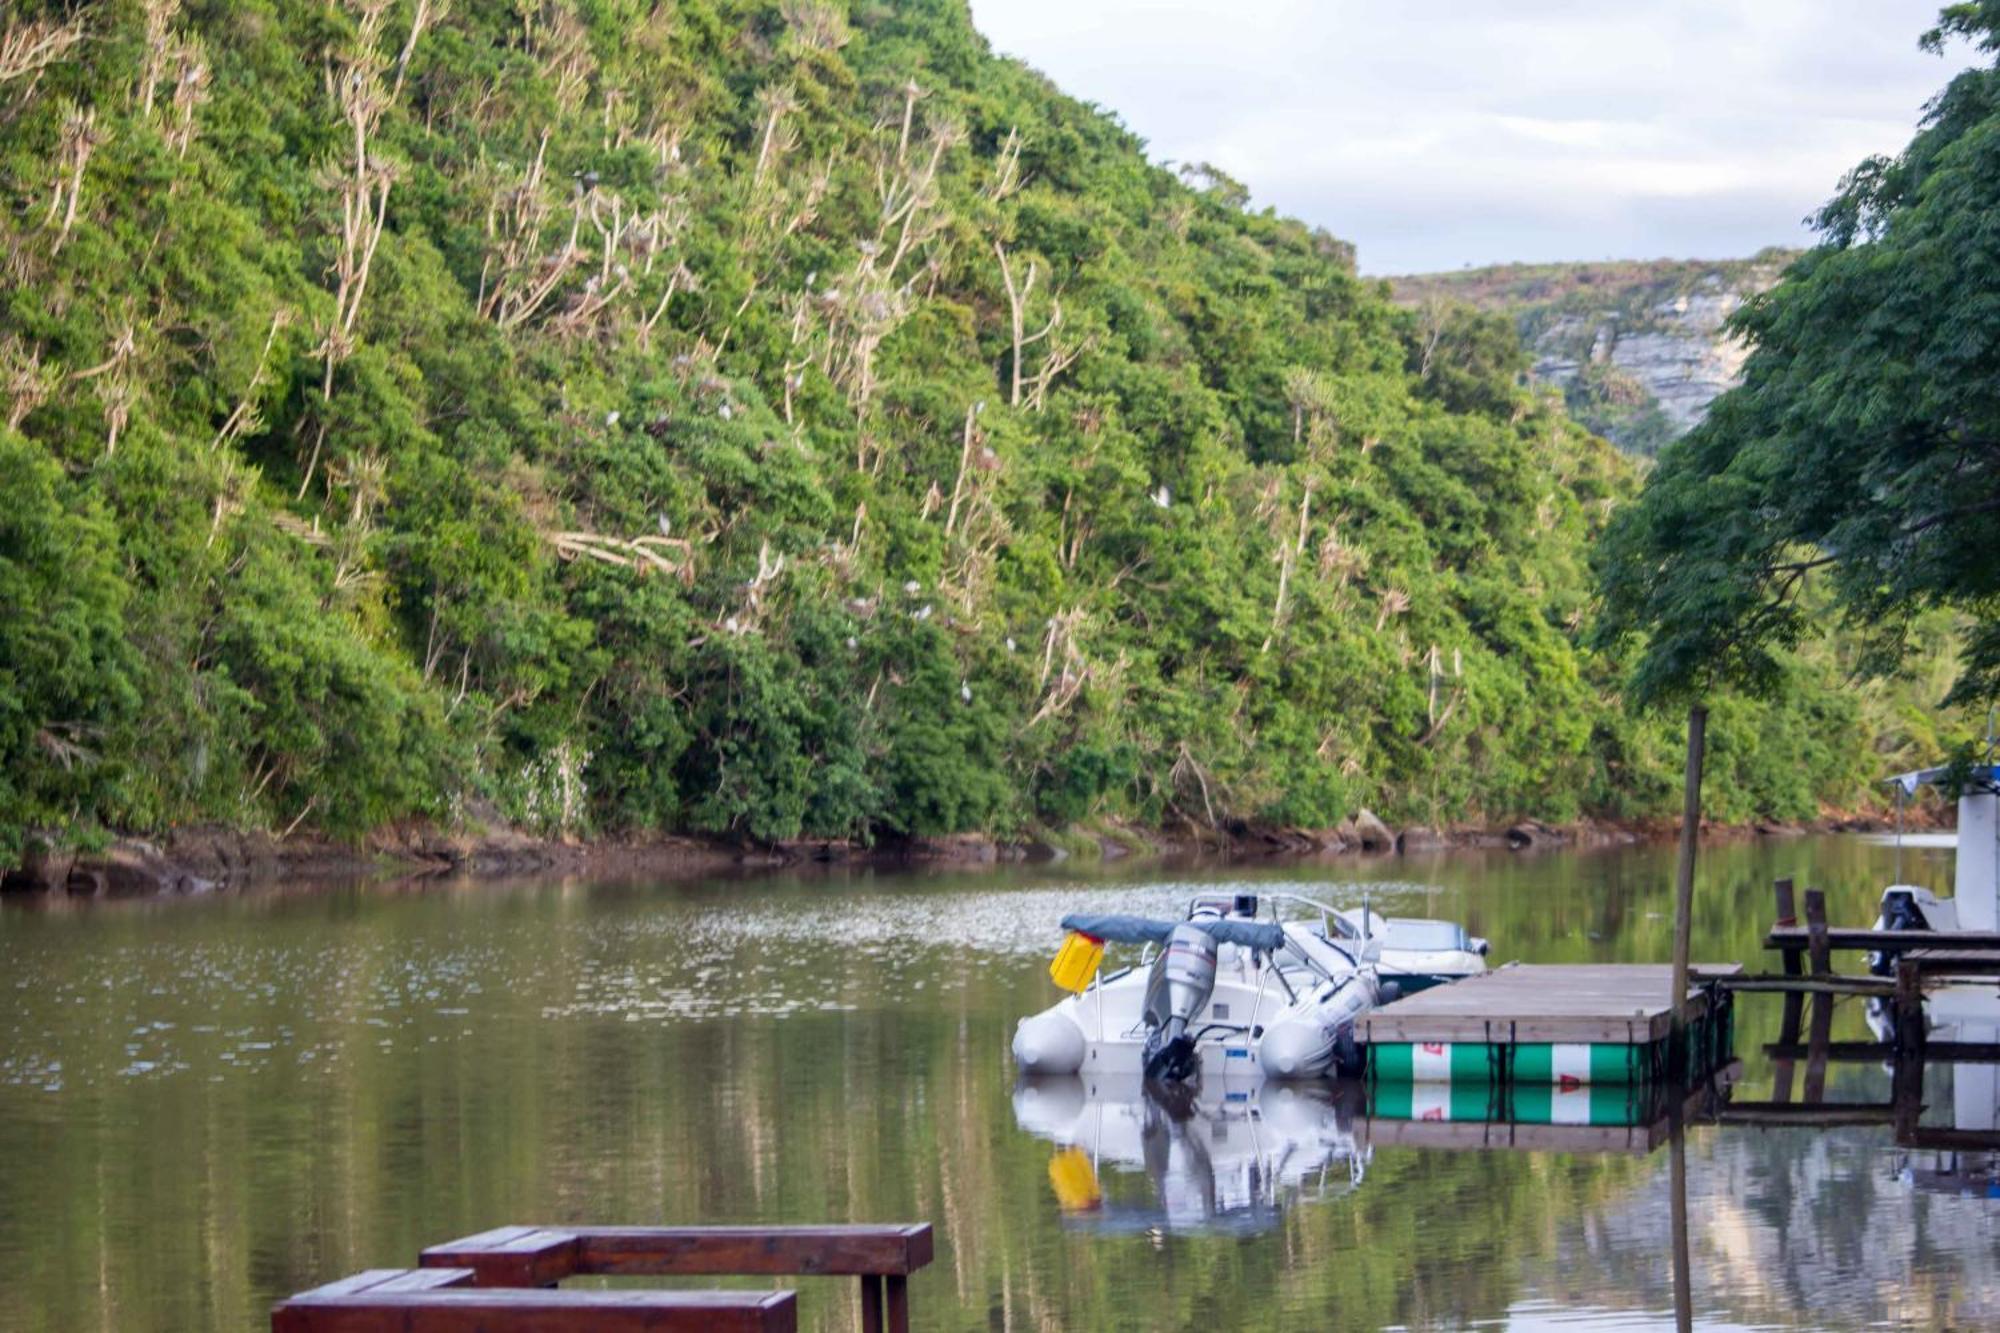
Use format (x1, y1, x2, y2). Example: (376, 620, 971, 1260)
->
(271, 1267, 796, 1332)
(420, 1224, 933, 1333)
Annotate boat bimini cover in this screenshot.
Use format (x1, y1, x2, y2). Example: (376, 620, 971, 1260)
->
(1058, 914, 1286, 953)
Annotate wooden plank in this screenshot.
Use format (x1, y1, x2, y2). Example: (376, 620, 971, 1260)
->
(287, 1271, 471, 1301)
(366, 1271, 476, 1294)
(422, 1225, 544, 1252)
(419, 1228, 579, 1287)
(1766, 927, 2000, 953)
(1719, 975, 1895, 995)
(1901, 949, 2000, 976)
(273, 1286, 795, 1333)
(1763, 1040, 2000, 1063)
(1358, 1116, 1657, 1154)
(1714, 1103, 1896, 1128)
(1897, 1126, 2000, 1151)
(1359, 964, 1726, 1045)
(572, 1225, 934, 1278)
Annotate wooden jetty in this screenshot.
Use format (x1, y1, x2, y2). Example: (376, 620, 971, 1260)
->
(274, 1223, 934, 1333)
(1361, 962, 1738, 1086)
(1697, 877, 2000, 1139)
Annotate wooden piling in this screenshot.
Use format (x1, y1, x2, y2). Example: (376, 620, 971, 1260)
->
(1802, 888, 1833, 1103)
(1670, 704, 1708, 1038)
(1669, 1116, 1693, 1333)
(1772, 877, 1800, 1103)
(1892, 958, 1927, 1139)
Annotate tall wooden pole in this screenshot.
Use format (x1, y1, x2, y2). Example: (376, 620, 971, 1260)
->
(1671, 703, 1708, 1035)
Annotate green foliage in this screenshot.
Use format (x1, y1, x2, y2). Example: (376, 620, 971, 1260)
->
(0, 432, 139, 858)
(1596, 7, 2000, 708)
(0, 0, 1914, 853)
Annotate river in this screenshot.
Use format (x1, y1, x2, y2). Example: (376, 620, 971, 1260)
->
(1, 835, 1995, 1330)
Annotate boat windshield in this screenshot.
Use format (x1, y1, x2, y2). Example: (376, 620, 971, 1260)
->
(1378, 919, 1466, 951)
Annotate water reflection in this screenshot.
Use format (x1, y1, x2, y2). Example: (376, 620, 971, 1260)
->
(1013, 1075, 1366, 1234)
(2, 836, 1998, 1331)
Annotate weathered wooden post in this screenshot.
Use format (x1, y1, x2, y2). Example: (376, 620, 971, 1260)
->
(1803, 888, 1833, 1103)
(1670, 704, 1709, 1041)
(1892, 956, 1927, 1140)
(1771, 877, 1800, 1102)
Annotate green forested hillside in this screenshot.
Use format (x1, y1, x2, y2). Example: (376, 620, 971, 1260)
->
(0, 1, 1923, 858)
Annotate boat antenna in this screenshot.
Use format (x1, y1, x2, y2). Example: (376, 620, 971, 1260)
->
(1894, 780, 1904, 885)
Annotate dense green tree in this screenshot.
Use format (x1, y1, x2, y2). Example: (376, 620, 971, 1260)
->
(1596, 4, 2000, 705)
(0, 433, 140, 858)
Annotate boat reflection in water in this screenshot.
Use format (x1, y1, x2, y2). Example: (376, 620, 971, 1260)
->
(1895, 989, 2000, 1196)
(1012, 1075, 1367, 1235)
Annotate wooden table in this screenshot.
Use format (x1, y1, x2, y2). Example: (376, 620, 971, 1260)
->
(420, 1224, 934, 1333)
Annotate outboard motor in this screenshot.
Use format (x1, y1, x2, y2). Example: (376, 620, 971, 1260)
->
(1870, 888, 1934, 976)
(1142, 923, 1219, 1082)
(1866, 887, 1937, 1043)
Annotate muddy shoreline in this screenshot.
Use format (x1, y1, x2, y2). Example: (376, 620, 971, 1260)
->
(1, 804, 1947, 900)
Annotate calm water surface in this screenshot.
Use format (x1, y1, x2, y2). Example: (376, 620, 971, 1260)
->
(1, 836, 1996, 1331)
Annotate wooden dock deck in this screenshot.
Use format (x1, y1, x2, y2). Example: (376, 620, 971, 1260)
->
(1360, 963, 1738, 1046)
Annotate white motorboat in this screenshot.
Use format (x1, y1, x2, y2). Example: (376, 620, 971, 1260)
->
(1013, 1073, 1367, 1232)
(1011, 891, 1484, 1082)
(1869, 763, 1999, 939)
(1859, 761, 2000, 1188)
(1863, 760, 2000, 1045)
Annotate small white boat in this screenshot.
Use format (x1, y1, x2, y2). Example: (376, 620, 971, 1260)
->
(1011, 892, 1485, 1082)
(1864, 762, 2000, 1044)
(1331, 908, 1489, 995)
(1869, 763, 1998, 938)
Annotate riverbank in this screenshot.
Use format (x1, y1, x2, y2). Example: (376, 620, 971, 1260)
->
(0, 803, 1946, 899)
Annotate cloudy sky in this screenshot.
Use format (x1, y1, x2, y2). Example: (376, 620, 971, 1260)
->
(968, 1, 1983, 275)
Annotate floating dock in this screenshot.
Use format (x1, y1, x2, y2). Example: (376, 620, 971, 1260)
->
(1361, 963, 1738, 1086)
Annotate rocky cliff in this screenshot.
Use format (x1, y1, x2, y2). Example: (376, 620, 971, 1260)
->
(1389, 250, 1797, 453)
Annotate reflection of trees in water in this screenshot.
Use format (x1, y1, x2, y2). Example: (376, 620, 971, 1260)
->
(0, 836, 1982, 1330)
(1523, 1126, 2000, 1330)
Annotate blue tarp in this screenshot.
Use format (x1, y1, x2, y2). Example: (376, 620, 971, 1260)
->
(1885, 763, 2000, 795)
(1060, 914, 1286, 953)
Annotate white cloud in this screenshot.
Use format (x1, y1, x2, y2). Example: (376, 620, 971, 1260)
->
(968, 0, 1984, 272)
